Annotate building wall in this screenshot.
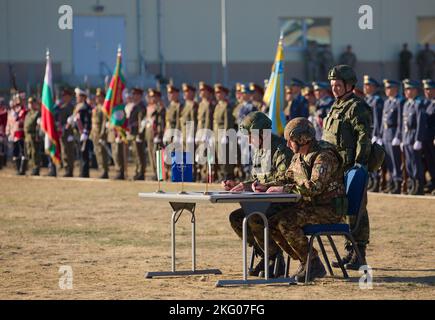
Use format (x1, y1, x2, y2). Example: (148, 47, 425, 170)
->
(0, 0, 434, 90)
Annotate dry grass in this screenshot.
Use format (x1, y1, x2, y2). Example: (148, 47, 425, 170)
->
(0, 165, 434, 300)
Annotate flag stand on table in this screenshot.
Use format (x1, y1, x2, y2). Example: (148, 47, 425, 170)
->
(156, 148, 165, 193)
(204, 150, 213, 195)
(179, 158, 186, 194)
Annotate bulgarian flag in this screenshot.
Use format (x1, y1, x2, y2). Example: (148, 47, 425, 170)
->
(156, 149, 165, 181)
(103, 46, 128, 141)
(41, 49, 61, 164)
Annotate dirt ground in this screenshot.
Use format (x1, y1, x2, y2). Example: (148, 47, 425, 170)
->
(0, 165, 434, 300)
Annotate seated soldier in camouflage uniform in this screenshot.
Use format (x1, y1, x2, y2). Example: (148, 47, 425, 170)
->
(223, 111, 294, 277)
(254, 117, 346, 282)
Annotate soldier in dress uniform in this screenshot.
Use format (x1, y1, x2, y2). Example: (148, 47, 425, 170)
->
(213, 83, 235, 181)
(196, 82, 215, 182)
(283, 78, 309, 122)
(311, 81, 334, 140)
(380, 80, 404, 194)
(73, 88, 92, 178)
(58, 88, 76, 177)
(249, 83, 266, 113)
(422, 79, 435, 194)
(363, 75, 384, 192)
(127, 87, 147, 181)
(145, 88, 166, 180)
(90, 88, 110, 179)
(401, 79, 426, 195)
(23, 97, 42, 176)
(232, 83, 244, 122)
(11, 94, 27, 175)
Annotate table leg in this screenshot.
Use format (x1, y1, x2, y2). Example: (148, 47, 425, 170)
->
(216, 204, 295, 287)
(146, 202, 222, 279)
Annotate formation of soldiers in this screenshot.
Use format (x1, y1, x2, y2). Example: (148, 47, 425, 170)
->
(0, 68, 434, 195)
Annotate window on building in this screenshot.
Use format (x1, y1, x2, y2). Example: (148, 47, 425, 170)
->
(280, 17, 331, 51)
(417, 17, 435, 47)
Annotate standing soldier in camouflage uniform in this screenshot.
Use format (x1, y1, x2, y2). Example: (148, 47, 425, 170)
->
(363, 75, 384, 192)
(73, 88, 92, 178)
(322, 64, 372, 270)
(196, 82, 215, 182)
(225, 112, 293, 277)
(213, 84, 235, 181)
(263, 117, 346, 282)
(127, 87, 147, 181)
(58, 88, 76, 177)
(145, 88, 166, 180)
(90, 88, 110, 179)
(23, 97, 42, 176)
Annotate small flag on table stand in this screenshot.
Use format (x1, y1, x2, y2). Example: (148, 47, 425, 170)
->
(156, 148, 165, 193)
(204, 152, 213, 195)
(171, 152, 193, 194)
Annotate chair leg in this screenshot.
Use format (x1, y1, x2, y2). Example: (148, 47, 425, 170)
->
(326, 235, 349, 279)
(316, 236, 334, 277)
(346, 234, 364, 266)
(305, 236, 315, 284)
(285, 255, 291, 278)
(249, 246, 255, 274)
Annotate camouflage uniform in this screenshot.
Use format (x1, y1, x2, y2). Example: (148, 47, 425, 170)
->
(267, 140, 346, 263)
(322, 65, 372, 268)
(58, 100, 76, 176)
(230, 134, 293, 257)
(23, 106, 42, 175)
(127, 96, 147, 180)
(90, 96, 109, 177)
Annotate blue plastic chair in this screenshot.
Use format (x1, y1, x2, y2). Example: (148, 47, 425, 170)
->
(301, 166, 368, 284)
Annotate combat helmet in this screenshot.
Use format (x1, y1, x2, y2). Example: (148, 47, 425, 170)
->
(239, 111, 272, 134)
(284, 117, 316, 145)
(328, 64, 357, 86)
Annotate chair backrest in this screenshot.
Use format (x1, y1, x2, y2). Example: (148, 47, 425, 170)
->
(345, 166, 368, 216)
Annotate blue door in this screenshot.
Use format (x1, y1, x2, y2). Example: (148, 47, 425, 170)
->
(73, 16, 125, 76)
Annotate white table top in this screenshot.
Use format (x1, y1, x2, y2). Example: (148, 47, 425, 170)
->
(138, 191, 301, 204)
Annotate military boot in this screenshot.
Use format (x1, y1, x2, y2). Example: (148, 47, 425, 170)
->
(99, 171, 109, 179)
(31, 167, 40, 176)
(114, 172, 125, 180)
(295, 256, 326, 283)
(18, 158, 27, 175)
(345, 245, 367, 270)
(368, 178, 379, 192)
(331, 244, 353, 268)
(389, 180, 401, 194)
(133, 173, 145, 181)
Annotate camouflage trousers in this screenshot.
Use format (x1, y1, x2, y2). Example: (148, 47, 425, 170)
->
(347, 185, 370, 247)
(229, 207, 282, 258)
(261, 203, 344, 263)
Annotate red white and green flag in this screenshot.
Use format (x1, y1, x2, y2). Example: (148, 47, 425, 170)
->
(156, 149, 165, 181)
(41, 49, 61, 164)
(103, 46, 128, 141)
